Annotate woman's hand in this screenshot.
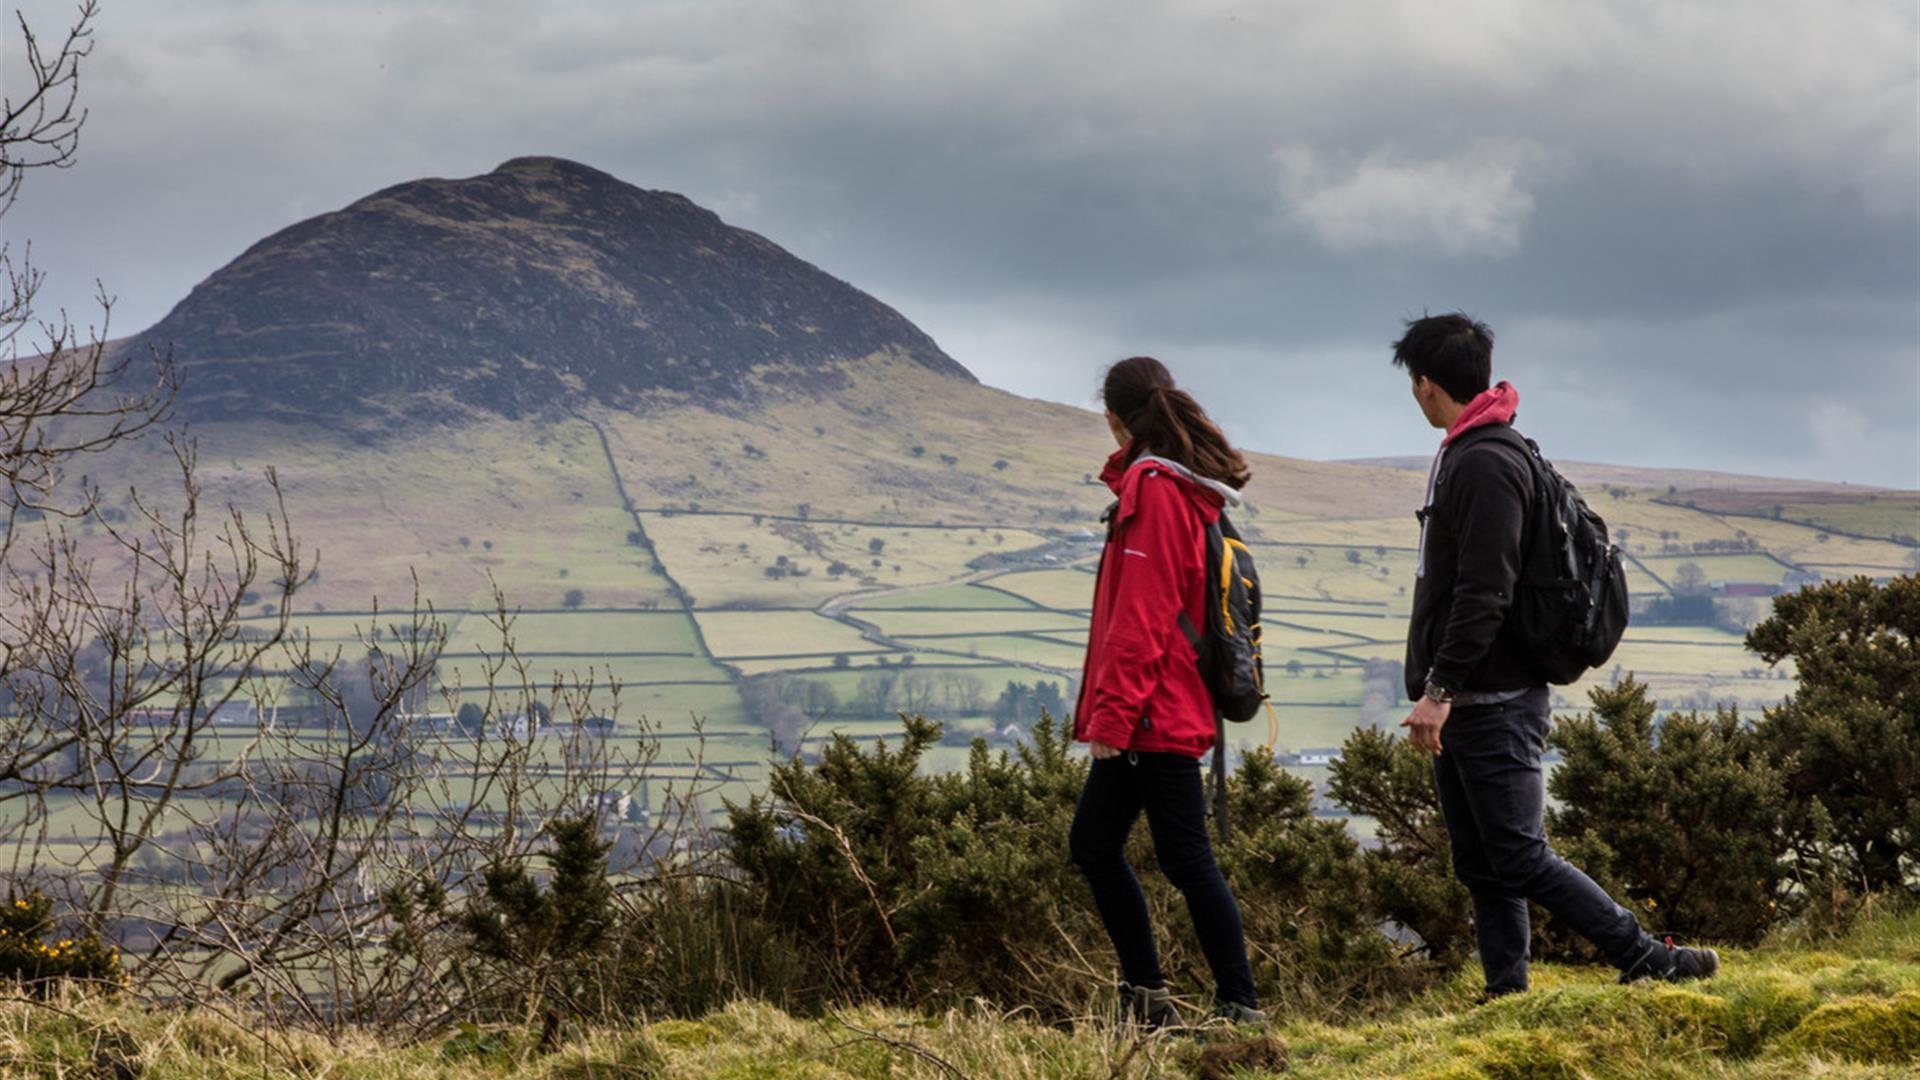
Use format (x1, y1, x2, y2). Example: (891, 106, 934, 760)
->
(1089, 740, 1124, 760)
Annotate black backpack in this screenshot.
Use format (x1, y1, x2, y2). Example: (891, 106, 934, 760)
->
(1176, 512, 1274, 840)
(1454, 426, 1630, 684)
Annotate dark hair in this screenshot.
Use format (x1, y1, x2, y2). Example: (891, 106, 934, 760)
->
(1391, 313, 1494, 405)
(1101, 356, 1251, 490)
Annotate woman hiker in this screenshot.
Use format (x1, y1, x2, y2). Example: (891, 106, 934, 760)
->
(1068, 355, 1265, 1030)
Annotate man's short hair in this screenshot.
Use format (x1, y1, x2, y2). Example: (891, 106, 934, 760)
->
(1391, 313, 1494, 405)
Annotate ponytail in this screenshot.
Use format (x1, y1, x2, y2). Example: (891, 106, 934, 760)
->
(1102, 357, 1251, 489)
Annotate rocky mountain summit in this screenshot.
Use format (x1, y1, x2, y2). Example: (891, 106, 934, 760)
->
(132, 157, 970, 424)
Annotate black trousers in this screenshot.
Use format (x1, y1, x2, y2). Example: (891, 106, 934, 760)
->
(1068, 751, 1258, 1009)
(1434, 687, 1663, 993)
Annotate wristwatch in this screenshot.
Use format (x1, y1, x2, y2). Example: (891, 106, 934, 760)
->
(1423, 681, 1454, 705)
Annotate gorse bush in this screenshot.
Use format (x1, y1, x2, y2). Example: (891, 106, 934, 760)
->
(1326, 727, 1472, 966)
(1548, 679, 1793, 944)
(0, 890, 119, 991)
(725, 713, 1102, 1015)
(1215, 748, 1412, 1012)
(725, 712, 1424, 1019)
(457, 815, 622, 1030)
(1747, 574, 1919, 895)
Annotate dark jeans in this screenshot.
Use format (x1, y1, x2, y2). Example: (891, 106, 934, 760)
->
(1068, 751, 1258, 1009)
(1435, 687, 1663, 993)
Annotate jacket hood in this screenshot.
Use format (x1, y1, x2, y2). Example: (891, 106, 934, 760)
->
(1442, 381, 1519, 446)
(1099, 443, 1242, 510)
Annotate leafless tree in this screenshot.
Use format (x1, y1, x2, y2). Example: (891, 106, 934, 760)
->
(0, 4, 726, 1044)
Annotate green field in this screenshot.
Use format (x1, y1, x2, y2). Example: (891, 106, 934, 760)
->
(851, 583, 1043, 609)
(1262, 621, 1378, 650)
(761, 663, 1064, 700)
(1267, 610, 1406, 641)
(435, 653, 730, 690)
(728, 652, 924, 676)
(1640, 553, 1796, 587)
(443, 610, 707, 655)
(979, 567, 1098, 609)
(858, 608, 1088, 637)
(895, 633, 1088, 670)
(693, 610, 879, 659)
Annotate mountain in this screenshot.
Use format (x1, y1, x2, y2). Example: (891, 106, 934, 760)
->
(130, 156, 971, 425)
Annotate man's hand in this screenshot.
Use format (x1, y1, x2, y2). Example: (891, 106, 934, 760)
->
(1089, 740, 1123, 760)
(1400, 697, 1452, 756)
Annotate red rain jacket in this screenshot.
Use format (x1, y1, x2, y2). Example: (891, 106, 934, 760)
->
(1072, 444, 1235, 760)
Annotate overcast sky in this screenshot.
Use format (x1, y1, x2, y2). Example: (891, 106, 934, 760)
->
(7, 0, 1917, 486)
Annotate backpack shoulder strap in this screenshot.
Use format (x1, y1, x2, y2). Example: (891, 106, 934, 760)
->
(1442, 423, 1542, 494)
(1447, 422, 1534, 462)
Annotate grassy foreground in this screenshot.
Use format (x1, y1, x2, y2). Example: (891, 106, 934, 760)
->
(4, 908, 1916, 1079)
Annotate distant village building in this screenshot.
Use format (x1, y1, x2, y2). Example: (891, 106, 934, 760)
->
(494, 713, 543, 739)
(1782, 570, 1824, 592)
(584, 789, 632, 821)
(1281, 748, 1342, 767)
(210, 701, 259, 725)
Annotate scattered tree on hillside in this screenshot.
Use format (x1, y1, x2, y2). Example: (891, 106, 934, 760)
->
(1671, 560, 1708, 594)
(991, 680, 1064, 726)
(782, 679, 838, 723)
(741, 675, 809, 755)
(854, 671, 899, 716)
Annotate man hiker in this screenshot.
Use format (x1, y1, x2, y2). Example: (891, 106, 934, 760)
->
(1391, 312, 1720, 998)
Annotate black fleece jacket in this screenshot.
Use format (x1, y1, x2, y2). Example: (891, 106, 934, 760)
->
(1403, 423, 1546, 701)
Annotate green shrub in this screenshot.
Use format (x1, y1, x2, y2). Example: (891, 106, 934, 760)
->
(1548, 678, 1793, 944)
(1328, 728, 1473, 966)
(1749, 575, 1920, 895)
(460, 815, 620, 1023)
(725, 714, 1407, 1019)
(1221, 748, 1413, 1012)
(0, 890, 120, 991)
(725, 713, 1094, 1013)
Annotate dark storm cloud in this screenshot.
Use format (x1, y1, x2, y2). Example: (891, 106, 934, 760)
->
(7, 0, 1916, 485)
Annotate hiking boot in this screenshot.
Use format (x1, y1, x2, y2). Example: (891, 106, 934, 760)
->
(1207, 1000, 1268, 1027)
(1117, 981, 1180, 1031)
(1662, 945, 1721, 982)
(1619, 938, 1721, 984)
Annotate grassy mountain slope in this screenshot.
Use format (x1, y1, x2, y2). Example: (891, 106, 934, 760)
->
(8, 906, 1915, 1077)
